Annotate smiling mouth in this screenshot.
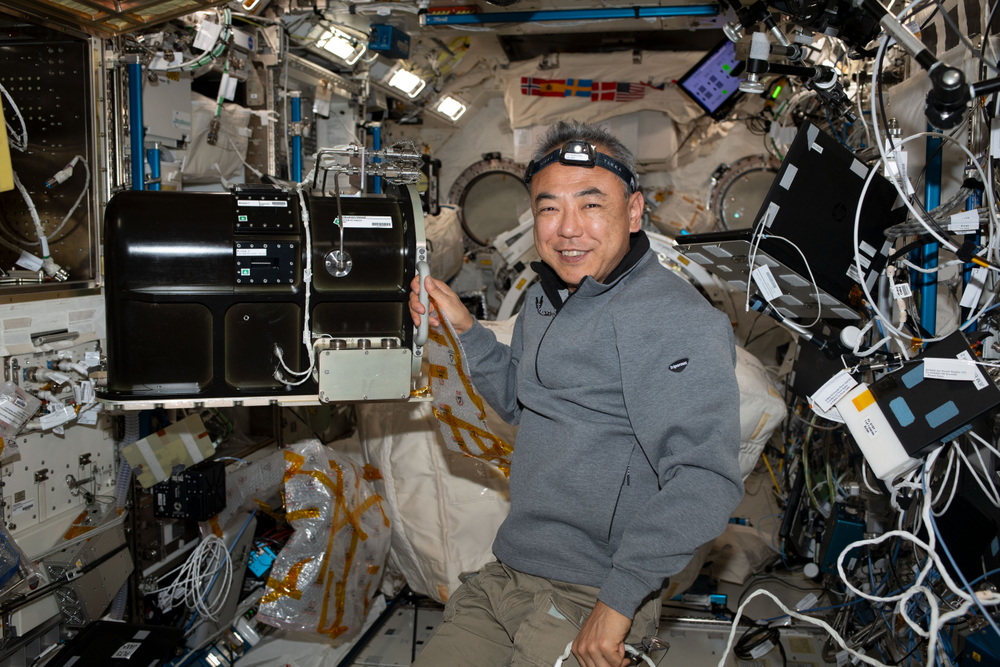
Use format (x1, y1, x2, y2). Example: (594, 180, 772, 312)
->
(559, 250, 587, 257)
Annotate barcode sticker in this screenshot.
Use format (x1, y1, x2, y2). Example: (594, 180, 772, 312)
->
(891, 282, 912, 299)
(751, 265, 783, 302)
(339, 215, 393, 229)
(949, 210, 979, 232)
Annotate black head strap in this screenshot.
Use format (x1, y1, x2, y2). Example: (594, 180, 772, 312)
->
(523, 140, 638, 194)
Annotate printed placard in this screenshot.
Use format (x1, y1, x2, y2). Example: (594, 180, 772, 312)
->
(923, 357, 978, 381)
(340, 215, 393, 229)
(810, 370, 858, 413)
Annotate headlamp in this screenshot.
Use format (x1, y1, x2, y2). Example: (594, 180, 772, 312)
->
(523, 140, 638, 194)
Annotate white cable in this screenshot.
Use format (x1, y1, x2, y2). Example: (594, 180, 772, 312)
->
(227, 137, 263, 179)
(871, 34, 999, 266)
(17, 157, 90, 247)
(764, 233, 822, 327)
(716, 589, 887, 667)
(274, 185, 316, 386)
(12, 172, 49, 258)
(0, 80, 27, 152)
(148, 534, 232, 622)
(900, 258, 965, 273)
(853, 136, 999, 344)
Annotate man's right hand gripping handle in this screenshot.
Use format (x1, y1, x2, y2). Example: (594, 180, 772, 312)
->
(408, 273, 475, 335)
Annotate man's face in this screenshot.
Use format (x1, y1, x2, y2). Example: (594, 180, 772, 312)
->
(530, 150, 644, 291)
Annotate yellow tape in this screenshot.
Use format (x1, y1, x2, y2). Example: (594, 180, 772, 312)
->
(432, 298, 485, 417)
(852, 389, 875, 412)
(433, 405, 512, 476)
(254, 498, 286, 522)
(261, 557, 312, 604)
(410, 384, 432, 398)
(427, 330, 447, 346)
(208, 516, 223, 538)
(428, 364, 449, 380)
(286, 508, 321, 521)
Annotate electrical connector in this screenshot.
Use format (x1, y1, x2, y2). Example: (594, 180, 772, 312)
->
(207, 117, 222, 146)
(45, 157, 80, 189)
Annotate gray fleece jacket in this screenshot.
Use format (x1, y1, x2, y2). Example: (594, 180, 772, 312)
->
(457, 231, 744, 618)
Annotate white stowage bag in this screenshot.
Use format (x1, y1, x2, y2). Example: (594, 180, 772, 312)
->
(356, 319, 517, 603)
(734, 346, 787, 479)
(424, 205, 464, 283)
(182, 93, 253, 184)
(257, 440, 390, 643)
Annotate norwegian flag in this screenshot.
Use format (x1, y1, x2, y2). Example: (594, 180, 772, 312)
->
(521, 77, 541, 96)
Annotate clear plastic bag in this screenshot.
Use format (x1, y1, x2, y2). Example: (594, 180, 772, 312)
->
(0, 381, 41, 461)
(257, 440, 390, 643)
(425, 313, 513, 476)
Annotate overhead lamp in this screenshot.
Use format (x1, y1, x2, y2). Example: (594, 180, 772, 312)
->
(316, 27, 366, 65)
(387, 67, 426, 98)
(435, 96, 467, 121)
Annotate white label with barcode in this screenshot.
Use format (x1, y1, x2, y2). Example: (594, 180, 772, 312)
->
(949, 210, 979, 232)
(236, 248, 267, 256)
(751, 265, 783, 302)
(340, 215, 393, 229)
(749, 640, 774, 659)
(891, 282, 912, 299)
(923, 357, 978, 382)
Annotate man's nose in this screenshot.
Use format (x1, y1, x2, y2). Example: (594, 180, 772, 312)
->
(557, 209, 583, 237)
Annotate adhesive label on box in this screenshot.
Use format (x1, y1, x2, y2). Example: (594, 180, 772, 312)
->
(957, 350, 989, 390)
(810, 370, 858, 413)
(923, 357, 978, 382)
(236, 248, 267, 256)
(192, 20, 222, 51)
(862, 417, 878, 438)
(339, 215, 393, 229)
(12, 497, 34, 516)
(237, 200, 288, 208)
(110, 642, 142, 659)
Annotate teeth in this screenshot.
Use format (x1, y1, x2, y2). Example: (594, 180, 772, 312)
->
(561, 251, 586, 257)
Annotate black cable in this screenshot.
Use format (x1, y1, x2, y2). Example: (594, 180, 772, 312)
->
(735, 624, 788, 667)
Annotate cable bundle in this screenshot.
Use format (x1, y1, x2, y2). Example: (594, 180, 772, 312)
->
(149, 535, 233, 622)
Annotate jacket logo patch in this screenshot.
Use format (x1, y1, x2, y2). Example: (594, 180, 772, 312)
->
(535, 296, 555, 317)
(669, 358, 689, 373)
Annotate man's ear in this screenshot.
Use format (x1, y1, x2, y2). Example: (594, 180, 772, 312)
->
(628, 191, 644, 233)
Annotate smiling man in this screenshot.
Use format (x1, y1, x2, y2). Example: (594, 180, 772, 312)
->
(408, 121, 743, 667)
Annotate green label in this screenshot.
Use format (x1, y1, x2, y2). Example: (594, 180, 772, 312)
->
(241, 269, 250, 276)
(238, 215, 248, 222)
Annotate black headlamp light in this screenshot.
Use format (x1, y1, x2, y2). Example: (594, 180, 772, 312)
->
(523, 140, 639, 194)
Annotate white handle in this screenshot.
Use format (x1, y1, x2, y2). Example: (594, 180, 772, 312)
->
(415, 261, 431, 347)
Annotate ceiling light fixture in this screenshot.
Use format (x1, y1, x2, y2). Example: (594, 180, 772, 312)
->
(316, 27, 366, 65)
(387, 67, 426, 98)
(435, 95, 467, 121)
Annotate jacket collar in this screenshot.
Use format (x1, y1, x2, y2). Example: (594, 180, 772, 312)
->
(531, 230, 651, 311)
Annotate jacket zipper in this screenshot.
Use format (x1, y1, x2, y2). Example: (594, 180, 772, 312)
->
(534, 290, 574, 386)
(608, 465, 630, 540)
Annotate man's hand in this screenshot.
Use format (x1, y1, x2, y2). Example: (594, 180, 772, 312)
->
(409, 274, 475, 335)
(572, 601, 633, 667)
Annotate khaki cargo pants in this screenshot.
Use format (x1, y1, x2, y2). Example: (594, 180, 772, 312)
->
(412, 561, 661, 667)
